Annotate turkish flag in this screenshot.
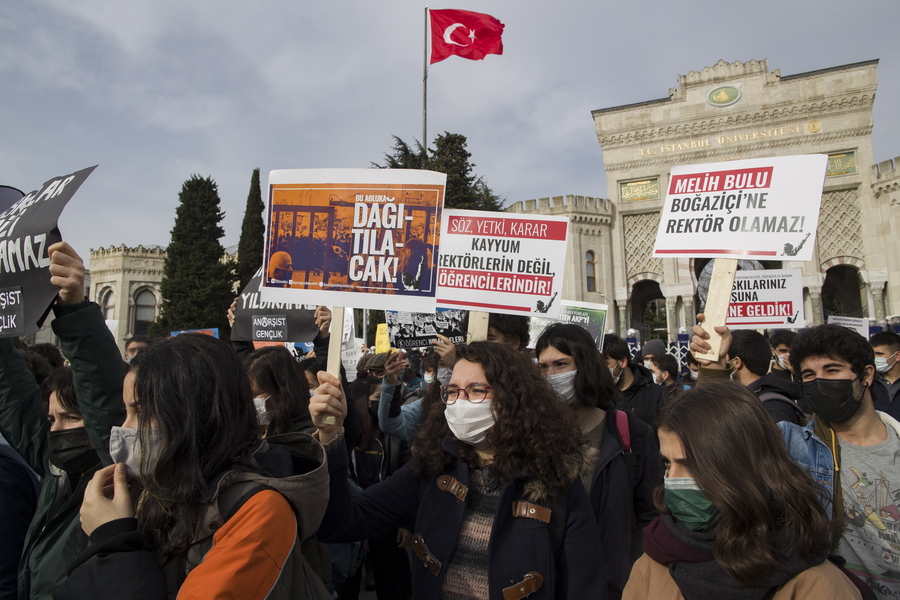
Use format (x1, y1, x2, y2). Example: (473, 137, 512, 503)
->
(429, 9, 504, 65)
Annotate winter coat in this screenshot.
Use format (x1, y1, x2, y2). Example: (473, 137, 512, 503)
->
(615, 365, 665, 427)
(586, 409, 661, 599)
(623, 553, 862, 599)
(55, 433, 331, 600)
(317, 436, 610, 600)
(0, 301, 125, 600)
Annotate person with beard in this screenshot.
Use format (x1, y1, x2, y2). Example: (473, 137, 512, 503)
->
(0, 242, 125, 600)
(603, 334, 665, 427)
(624, 382, 862, 599)
(535, 324, 661, 599)
(694, 321, 897, 598)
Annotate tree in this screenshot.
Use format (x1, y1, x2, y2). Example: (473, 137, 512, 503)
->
(150, 175, 234, 336)
(376, 132, 503, 211)
(235, 168, 265, 291)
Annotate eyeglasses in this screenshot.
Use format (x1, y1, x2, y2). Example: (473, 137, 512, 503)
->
(440, 383, 492, 405)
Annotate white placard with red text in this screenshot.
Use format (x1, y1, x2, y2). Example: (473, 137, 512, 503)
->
(653, 155, 827, 261)
(436, 209, 569, 318)
(726, 269, 805, 329)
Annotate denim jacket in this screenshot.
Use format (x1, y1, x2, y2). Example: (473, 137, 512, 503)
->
(777, 420, 834, 512)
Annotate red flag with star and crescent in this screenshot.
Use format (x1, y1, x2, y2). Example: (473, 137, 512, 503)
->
(429, 9, 504, 65)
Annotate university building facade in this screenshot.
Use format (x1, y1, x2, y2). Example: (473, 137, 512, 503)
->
(509, 59, 900, 340)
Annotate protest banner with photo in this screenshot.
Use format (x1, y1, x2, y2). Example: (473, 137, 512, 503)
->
(0, 166, 96, 337)
(725, 269, 805, 329)
(653, 155, 828, 261)
(232, 267, 320, 343)
(436, 209, 569, 318)
(528, 301, 609, 350)
(386, 308, 466, 349)
(259, 169, 445, 313)
(828, 315, 869, 339)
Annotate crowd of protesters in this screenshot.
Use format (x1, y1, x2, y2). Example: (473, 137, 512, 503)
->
(4, 242, 900, 599)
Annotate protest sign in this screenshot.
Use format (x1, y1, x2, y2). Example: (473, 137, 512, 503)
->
(0, 166, 96, 337)
(828, 315, 869, 339)
(0, 186, 24, 213)
(653, 155, 827, 261)
(386, 308, 466, 350)
(375, 323, 390, 353)
(726, 269, 804, 329)
(231, 267, 319, 343)
(436, 209, 569, 318)
(259, 169, 445, 313)
(528, 301, 609, 350)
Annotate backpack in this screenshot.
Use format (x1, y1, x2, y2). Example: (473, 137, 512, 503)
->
(757, 391, 809, 426)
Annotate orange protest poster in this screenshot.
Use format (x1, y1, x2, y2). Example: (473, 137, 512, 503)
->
(260, 169, 445, 312)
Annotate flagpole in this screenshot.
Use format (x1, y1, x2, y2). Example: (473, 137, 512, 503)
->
(423, 5, 428, 148)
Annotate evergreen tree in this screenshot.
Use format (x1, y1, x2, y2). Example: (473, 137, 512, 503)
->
(376, 132, 503, 211)
(150, 175, 234, 336)
(235, 168, 265, 290)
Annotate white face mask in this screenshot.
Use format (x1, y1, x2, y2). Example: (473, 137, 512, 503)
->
(643, 360, 654, 371)
(437, 367, 452, 386)
(254, 396, 271, 426)
(875, 352, 898, 374)
(445, 398, 494, 449)
(424, 373, 435, 384)
(109, 426, 162, 479)
(774, 353, 789, 370)
(546, 370, 577, 403)
(609, 365, 621, 385)
(690, 369, 699, 381)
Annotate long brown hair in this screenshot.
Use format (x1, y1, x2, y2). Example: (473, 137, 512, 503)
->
(654, 382, 834, 584)
(244, 345, 311, 434)
(411, 341, 584, 495)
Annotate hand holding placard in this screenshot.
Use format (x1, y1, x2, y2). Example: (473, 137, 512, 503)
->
(48, 242, 85, 305)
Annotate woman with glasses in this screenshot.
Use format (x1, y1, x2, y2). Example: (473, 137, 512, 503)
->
(310, 341, 610, 600)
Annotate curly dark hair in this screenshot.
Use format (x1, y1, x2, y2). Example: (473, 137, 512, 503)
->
(767, 330, 796, 350)
(654, 382, 834, 585)
(534, 323, 617, 410)
(487, 314, 530, 349)
(411, 341, 583, 495)
(790, 324, 874, 377)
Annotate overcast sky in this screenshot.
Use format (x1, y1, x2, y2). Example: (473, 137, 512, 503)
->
(2, 0, 897, 267)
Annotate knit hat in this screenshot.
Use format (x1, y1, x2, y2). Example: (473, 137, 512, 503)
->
(642, 339, 667, 358)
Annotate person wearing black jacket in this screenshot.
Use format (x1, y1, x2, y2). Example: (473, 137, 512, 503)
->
(537, 325, 661, 600)
(697, 328, 805, 425)
(603, 335, 666, 427)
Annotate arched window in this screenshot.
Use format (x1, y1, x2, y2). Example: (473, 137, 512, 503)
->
(99, 288, 115, 320)
(133, 289, 157, 336)
(585, 251, 596, 292)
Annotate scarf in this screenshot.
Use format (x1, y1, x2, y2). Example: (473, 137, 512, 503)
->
(643, 515, 825, 600)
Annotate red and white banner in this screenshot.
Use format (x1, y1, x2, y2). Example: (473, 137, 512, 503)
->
(436, 209, 568, 318)
(429, 9, 504, 64)
(726, 269, 805, 329)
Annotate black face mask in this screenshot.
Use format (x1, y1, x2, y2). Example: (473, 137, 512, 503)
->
(368, 401, 380, 418)
(48, 428, 100, 473)
(802, 377, 866, 424)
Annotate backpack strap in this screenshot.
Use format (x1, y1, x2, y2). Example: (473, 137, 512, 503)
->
(217, 481, 275, 522)
(615, 410, 631, 451)
(757, 391, 808, 426)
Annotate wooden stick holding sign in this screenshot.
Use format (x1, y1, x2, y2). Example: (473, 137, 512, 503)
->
(467, 311, 490, 342)
(693, 258, 737, 362)
(322, 305, 345, 425)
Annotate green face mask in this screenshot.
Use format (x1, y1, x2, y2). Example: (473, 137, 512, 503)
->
(664, 477, 719, 531)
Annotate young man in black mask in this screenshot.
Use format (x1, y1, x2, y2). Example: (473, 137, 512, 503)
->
(694, 321, 900, 598)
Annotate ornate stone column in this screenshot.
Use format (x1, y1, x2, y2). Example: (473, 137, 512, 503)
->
(682, 296, 695, 329)
(616, 300, 628, 336)
(808, 286, 824, 326)
(870, 282, 887, 327)
(665, 297, 678, 341)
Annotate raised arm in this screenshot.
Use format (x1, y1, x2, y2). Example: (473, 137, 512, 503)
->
(48, 242, 125, 464)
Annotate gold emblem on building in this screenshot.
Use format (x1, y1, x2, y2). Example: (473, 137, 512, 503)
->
(707, 85, 741, 107)
(807, 120, 822, 133)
